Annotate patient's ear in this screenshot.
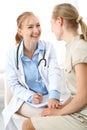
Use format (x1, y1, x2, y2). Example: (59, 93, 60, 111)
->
(56, 17, 63, 25)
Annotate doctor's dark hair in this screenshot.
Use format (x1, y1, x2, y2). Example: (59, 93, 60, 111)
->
(15, 11, 35, 44)
(52, 3, 87, 41)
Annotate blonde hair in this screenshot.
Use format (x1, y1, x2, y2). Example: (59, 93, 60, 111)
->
(52, 3, 87, 41)
(15, 12, 35, 44)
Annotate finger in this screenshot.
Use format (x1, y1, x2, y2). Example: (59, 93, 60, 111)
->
(37, 93, 42, 96)
(37, 94, 43, 101)
(51, 104, 57, 109)
(41, 109, 48, 116)
(34, 95, 40, 98)
(33, 98, 40, 104)
(37, 93, 43, 99)
(41, 108, 51, 116)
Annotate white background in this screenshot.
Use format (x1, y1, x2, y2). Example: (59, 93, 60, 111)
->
(0, 0, 87, 70)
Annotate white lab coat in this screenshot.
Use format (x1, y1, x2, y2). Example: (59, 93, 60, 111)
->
(2, 40, 62, 129)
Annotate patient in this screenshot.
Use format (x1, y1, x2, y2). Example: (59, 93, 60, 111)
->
(22, 3, 87, 130)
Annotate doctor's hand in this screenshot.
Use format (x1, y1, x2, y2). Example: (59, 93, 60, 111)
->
(48, 99, 62, 109)
(32, 93, 43, 104)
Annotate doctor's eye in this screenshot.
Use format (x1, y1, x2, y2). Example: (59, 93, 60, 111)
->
(28, 26, 33, 29)
(36, 24, 40, 28)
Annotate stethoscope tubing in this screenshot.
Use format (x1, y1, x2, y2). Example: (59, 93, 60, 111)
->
(16, 42, 46, 70)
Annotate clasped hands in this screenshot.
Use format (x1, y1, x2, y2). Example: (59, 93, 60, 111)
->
(32, 93, 62, 116)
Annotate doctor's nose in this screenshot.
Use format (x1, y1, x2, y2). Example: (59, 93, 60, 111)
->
(33, 27, 39, 33)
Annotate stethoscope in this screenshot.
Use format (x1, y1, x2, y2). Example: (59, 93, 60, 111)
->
(16, 41, 47, 70)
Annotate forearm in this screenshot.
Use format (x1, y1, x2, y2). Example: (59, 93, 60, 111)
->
(60, 95, 87, 115)
(7, 78, 34, 102)
(62, 96, 73, 107)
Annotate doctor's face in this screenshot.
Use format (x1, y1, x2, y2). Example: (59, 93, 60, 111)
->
(18, 15, 41, 44)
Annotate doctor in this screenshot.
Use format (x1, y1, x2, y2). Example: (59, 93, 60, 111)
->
(2, 11, 62, 128)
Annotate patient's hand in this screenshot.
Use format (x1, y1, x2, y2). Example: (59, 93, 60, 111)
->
(41, 108, 61, 116)
(32, 93, 43, 104)
(48, 99, 62, 109)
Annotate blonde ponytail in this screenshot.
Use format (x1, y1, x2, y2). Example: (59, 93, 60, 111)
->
(79, 20, 87, 41)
